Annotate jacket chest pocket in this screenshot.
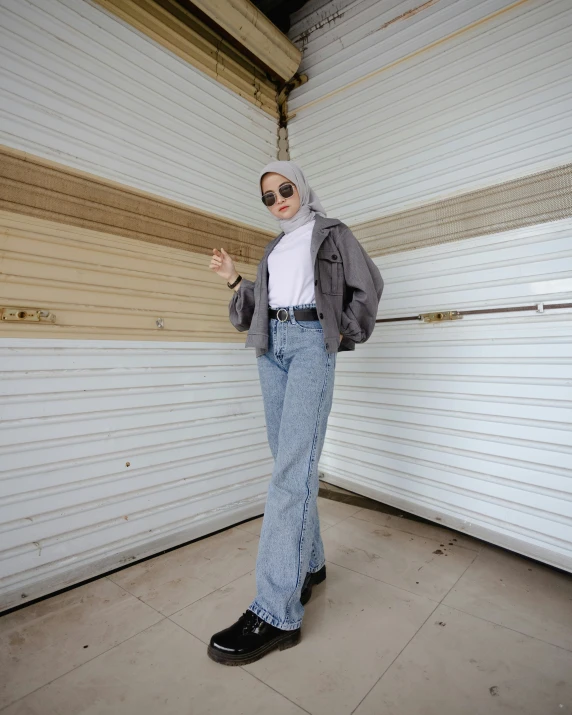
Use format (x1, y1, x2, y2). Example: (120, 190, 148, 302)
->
(317, 249, 343, 295)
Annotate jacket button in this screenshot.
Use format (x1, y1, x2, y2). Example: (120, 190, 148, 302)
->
(319, 313, 324, 319)
(325, 343, 329, 349)
(332, 254, 338, 260)
(314, 279, 318, 286)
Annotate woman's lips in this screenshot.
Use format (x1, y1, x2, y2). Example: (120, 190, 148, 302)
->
(279, 206, 289, 212)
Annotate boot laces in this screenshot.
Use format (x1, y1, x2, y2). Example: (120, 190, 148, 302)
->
(242, 610, 264, 634)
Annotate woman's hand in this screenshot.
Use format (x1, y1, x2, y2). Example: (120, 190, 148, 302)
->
(339, 333, 343, 343)
(210, 248, 238, 283)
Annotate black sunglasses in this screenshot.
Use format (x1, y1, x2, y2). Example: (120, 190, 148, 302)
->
(261, 182, 295, 207)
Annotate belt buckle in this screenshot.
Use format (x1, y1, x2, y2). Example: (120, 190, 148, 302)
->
(276, 308, 289, 323)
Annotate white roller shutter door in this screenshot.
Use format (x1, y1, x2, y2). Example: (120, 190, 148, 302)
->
(0, 0, 276, 610)
(0, 340, 269, 611)
(288, 0, 572, 224)
(321, 218, 572, 572)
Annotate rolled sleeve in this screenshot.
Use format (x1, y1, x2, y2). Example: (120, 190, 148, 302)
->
(229, 278, 255, 332)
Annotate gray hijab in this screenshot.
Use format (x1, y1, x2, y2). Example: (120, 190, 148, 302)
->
(260, 161, 326, 234)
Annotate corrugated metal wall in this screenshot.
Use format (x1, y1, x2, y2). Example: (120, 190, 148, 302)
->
(0, 0, 276, 230)
(0, 211, 255, 342)
(288, 0, 572, 224)
(0, 337, 269, 610)
(290, 0, 572, 570)
(322, 218, 572, 572)
(0, 0, 276, 608)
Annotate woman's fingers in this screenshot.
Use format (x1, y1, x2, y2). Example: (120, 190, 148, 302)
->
(209, 247, 232, 279)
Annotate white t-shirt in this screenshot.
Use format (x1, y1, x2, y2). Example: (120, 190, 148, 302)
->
(268, 220, 315, 309)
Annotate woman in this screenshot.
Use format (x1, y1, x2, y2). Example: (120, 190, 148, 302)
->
(208, 161, 383, 666)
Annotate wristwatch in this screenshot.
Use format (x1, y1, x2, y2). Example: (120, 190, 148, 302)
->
(227, 274, 242, 289)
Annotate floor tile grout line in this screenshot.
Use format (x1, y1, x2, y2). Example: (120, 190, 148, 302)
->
(328, 514, 481, 554)
(167, 568, 256, 619)
(350, 601, 441, 715)
(106, 545, 260, 620)
(349, 513, 482, 553)
(164, 618, 313, 714)
(2, 534, 261, 709)
(438, 543, 572, 654)
(168, 558, 441, 713)
(106, 573, 216, 619)
(325, 559, 444, 604)
(237, 500, 361, 533)
(442, 603, 572, 654)
(239, 670, 313, 715)
(349, 550, 572, 713)
(2, 532, 260, 710)
(0, 616, 169, 713)
(104, 575, 169, 617)
(8, 506, 566, 712)
(168, 615, 210, 644)
(348, 549, 480, 714)
(437, 550, 480, 605)
(319, 488, 484, 549)
(318, 506, 360, 526)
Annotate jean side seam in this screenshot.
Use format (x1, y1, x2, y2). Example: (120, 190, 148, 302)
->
(284, 349, 333, 621)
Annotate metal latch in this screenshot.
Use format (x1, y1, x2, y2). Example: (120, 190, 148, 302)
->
(1, 308, 57, 323)
(419, 311, 462, 323)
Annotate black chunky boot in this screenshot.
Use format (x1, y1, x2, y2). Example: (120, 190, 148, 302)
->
(300, 564, 327, 606)
(208, 610, 300, 666)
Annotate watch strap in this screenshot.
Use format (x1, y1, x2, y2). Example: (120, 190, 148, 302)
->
(227, 274, 242, 289)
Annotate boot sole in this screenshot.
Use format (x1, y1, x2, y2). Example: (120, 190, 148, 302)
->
(300, 566, 327, 606)
(207, 629, 300, 666)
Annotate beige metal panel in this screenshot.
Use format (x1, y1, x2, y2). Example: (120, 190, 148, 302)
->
(0, 147, 272, 265)
(190, 0, 301, 80)
(93, 0, 278, 114)
(351, 162, 572, 256)
(0, 336, 268, 610)
(0, 211, 256, 342)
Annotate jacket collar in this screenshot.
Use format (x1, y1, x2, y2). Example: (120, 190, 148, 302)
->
(314, 215, 342, 231)
(311, 215, 341, 262)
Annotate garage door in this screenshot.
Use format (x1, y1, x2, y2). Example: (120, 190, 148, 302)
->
(321, 217, 572, 572)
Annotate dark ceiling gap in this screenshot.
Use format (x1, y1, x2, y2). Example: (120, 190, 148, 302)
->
(175, 0, 310, 153)
(175, 0, 309, 82)
(251, 0, 310, 35)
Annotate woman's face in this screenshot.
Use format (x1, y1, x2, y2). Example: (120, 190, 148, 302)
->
(261, 172, 301, 221)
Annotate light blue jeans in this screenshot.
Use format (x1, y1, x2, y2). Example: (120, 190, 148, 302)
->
(249, 303, 337, 630)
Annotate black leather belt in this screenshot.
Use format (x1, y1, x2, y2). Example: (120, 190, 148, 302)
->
(269, 307, 319, 322)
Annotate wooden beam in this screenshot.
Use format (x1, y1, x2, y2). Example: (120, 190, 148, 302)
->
(93, 0, 278, 116)
(189, 0, 302, 81)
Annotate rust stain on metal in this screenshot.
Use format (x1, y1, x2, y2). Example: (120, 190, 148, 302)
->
(290, 0, 531, 119)
(277, 73, 308, 128)
(296, 10, 345, 48)
(378, 0, 441, 32)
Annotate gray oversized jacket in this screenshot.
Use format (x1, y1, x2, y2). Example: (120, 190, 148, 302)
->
(229, 215, 383, 357)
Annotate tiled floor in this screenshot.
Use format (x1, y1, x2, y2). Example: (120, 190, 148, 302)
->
(2, 496, 572, 715)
